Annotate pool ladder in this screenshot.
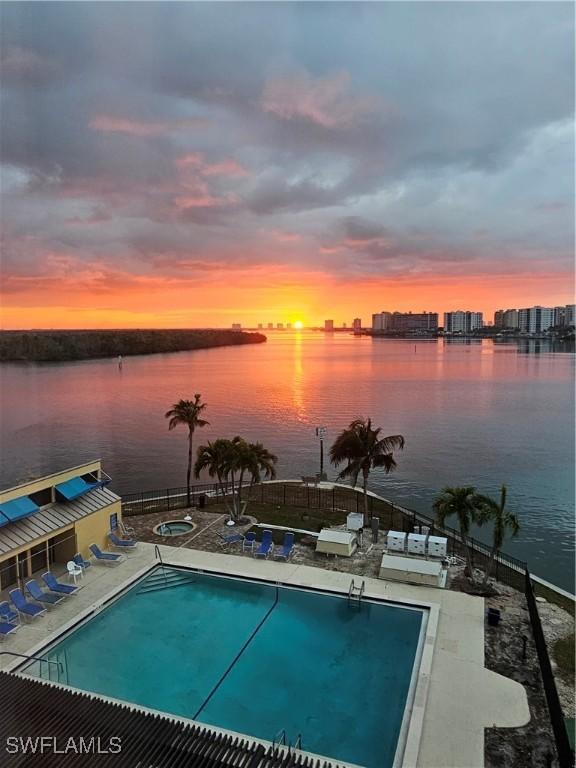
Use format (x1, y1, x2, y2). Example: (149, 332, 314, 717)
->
(348, 578, 365, 608)
(272, 729, 303, 753)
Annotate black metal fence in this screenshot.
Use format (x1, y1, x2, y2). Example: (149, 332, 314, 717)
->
(122, 480, 527, 588)
(525, 570, 574, 768)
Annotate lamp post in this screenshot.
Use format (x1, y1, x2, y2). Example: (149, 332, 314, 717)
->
(315, 426, 327, 480)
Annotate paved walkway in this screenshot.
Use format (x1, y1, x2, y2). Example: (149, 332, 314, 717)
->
(1, 542, 530, 768)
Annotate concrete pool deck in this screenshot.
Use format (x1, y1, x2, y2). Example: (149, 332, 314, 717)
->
(1, 542, 530, 768)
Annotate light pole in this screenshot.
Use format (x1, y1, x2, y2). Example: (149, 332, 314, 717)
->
(315, 426, 327, 480)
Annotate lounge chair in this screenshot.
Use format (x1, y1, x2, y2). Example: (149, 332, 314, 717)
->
(242, 531, 256, 552)
(73, 553, 91, 570)
(0, 602, 19, 625)
(25, 580, 65, 607)
(0, 621, 18, 638)
(9, 589, 46, 620)
(119, 520, 135, 537)
(216, 532, 244, 549)
(254, 530, 273, 559)
(274, 532, 295, 561)
(42, 572, 80, 595)
(108, 531, 138, 549)
(89, 543, 124, 565)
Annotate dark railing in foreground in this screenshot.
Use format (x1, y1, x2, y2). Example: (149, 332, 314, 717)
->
(122, 479, 574, 766)
(525, 571, 574, 768)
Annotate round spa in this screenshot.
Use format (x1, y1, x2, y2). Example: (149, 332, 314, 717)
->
(153, 520, 196, 537)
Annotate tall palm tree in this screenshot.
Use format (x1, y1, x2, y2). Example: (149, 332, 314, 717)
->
(329, 418, 405, 524)
(165, 395, 209, 507)
(433, 486, 483, 580)
(476, 485, 520, 587)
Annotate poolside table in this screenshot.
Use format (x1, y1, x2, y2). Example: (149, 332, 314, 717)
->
(316, 529, 357, 557)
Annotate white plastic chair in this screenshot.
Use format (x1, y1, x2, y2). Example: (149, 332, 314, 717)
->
(67, 561, 83, 583)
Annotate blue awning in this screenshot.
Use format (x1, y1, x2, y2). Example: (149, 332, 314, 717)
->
(55, 476, 105, 502)
(0, 495, 39, 527)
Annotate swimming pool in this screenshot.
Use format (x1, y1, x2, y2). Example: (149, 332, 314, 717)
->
(23, 567, 426, 768)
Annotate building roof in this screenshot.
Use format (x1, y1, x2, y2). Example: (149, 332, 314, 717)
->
(0, 486, 119, 557)
(0, 671, 340, 768)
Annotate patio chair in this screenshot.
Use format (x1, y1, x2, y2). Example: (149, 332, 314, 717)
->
(9, 589, 46, 620)
(67, 561, 84, 583)
(242, 531, 256, 552)
(73, 553, 91, 570)
(254, 530, 273, 559)
(0, 621, 18, 639)
(0, 602, 19, 625)
(42, 572, 80, 595)
(216, 532, 244, 549)
(25, 580, 65, 607)
(108, 531, 138, 549)
(89, 543, 124, 565)
(273, 532, 295, 561)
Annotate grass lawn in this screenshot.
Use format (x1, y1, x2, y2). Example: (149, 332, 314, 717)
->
(552, 633, 575, 682)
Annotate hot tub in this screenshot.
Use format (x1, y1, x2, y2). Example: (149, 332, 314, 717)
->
(153, 520, 196, 537)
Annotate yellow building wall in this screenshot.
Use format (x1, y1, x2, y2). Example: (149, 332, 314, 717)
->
(74, 499, 122, 558)
(0, 460, 102, 503)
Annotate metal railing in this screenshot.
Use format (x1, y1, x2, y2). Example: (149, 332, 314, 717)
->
(525, 570, 574, 768)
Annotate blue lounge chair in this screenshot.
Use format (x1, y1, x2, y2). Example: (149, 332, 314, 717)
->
(89, 543, 123, 565)
(26, 580, 65, 606)
(0, 601, 19, 625)
(42, 572, 79, 595)
(73, 553, 91, 570)
(9, 589, 46, 620)
(242, 531, 256, 552)
(274, 532, 295, 561)
(216, 532, 244, 549)
(254, 530, 273, 559)
(0, 621, 18, 638)
(109, 531, 138, 549)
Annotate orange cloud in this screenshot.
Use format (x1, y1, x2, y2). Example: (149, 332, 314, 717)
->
(89, 115, 208, 137)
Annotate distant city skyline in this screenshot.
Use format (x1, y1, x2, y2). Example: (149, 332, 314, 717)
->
(1, 3, 573, 329)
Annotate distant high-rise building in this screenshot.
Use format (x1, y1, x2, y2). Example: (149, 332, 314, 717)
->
(372, 312, 392, 331)
(352, 318, 362, 331)
(277, 323, 284, 329)
(257, 323, 263, 329)
(342, 322, 347, 328)
(494, 309, 518, 329)
(554, 304, 575, 328)
(390, 312, 438, 332)
(286, 322, 292, 329)
(518, 306, 555, 334)
(324, 319, 334, 331)
(267, 322, 274, 330)
(444, 311, 483, 334)
(232, 323, 242, 330)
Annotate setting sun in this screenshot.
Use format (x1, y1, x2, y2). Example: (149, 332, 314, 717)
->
(294, 320, 304, 329)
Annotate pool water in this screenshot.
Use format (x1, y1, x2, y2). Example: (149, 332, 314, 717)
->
(26, 568, 425, 768)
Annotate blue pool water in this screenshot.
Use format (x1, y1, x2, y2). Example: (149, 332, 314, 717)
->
(26, 568, 425, 767)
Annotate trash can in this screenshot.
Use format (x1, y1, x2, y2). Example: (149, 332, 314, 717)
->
(198, 494, 206, 509)
(487, 607, 501, 627)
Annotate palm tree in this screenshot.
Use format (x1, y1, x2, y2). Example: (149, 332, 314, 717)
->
(433, 486, 483, 580)
(195, 436, 277, 521)
(194, 438, 235, 515)
(476, 485, 520, 587)
(165, 395, 209, 507)
(329, 418, 405, 524)
(233, 438, 277, 518)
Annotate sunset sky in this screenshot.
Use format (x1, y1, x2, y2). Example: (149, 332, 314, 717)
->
(1, 2, 574, 329)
